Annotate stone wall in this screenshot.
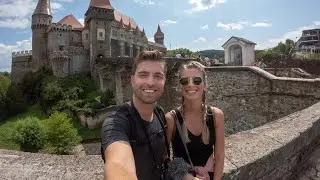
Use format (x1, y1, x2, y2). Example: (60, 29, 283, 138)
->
(263, 58, 320, 76)
(264, 68, 316, 79)
(11, 54, 32, 84)
(222, 102, 320, 180)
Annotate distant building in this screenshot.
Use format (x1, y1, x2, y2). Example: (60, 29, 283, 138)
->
(11, 0, 166, 84)
(222, 36, 256, 66)
(296, 29, 320, 53)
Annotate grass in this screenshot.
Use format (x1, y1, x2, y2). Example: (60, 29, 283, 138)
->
(0, 103, 47, 150)
(0, 103, 101, 151)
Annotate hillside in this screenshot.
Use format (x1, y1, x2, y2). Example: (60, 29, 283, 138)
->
(198, 49, 224, 58)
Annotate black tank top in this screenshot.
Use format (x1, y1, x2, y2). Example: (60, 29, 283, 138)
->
(172, 106, 216, 178)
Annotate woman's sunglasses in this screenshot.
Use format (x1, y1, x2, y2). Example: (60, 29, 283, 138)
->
(179, 76, 203, 86)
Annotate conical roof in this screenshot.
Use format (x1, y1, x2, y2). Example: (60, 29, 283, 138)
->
(155, 24, 164, 35)
(33, 0, 52, 15)
(89, 0, 114, 9)
(58, 14, 84, 30)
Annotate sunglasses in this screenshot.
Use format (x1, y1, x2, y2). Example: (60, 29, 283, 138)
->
(179, 76, 203, 86)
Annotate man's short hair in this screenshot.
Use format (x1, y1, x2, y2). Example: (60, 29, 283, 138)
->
(132, 50, 167, 75)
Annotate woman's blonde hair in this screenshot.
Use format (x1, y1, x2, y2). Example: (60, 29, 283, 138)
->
(178, 61, 210, 145)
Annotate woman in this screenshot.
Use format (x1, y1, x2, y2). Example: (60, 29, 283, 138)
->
(165, 61, 225, 180)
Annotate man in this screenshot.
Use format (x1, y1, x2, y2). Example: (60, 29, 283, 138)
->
(101, 50, 169, 180)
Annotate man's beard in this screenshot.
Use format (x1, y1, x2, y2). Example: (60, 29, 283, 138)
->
(133, 88, 160, 105)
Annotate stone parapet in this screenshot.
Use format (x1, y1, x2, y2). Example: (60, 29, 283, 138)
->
(47, 23, 72, 32)
(222, 102, 320, 179)
(12, 50, 32, 58)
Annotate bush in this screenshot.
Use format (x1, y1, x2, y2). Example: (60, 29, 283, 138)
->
(12, 117, 46, 152)
(45, 112, 81, 154)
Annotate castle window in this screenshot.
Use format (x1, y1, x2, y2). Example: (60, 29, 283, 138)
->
(100, 45, 102, 49)
(85, 34, 89, 39)
(59, 45, 64, 51)
(60, 34, 62, 36)
(99, 32, 103, 37)
(96, 22, 98, 25)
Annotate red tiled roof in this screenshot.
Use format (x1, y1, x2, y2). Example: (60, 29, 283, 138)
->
(58, 14, 84, 31)
(89, 0, 114, 9)
(114, 10, 142, 32)
(88, 0, 142, 32)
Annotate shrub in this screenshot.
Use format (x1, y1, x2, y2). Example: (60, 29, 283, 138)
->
(12, 117, 46, 152)
(45, 112, 81, 154)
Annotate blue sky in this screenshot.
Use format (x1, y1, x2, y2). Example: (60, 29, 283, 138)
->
(1, 0, 320, 72)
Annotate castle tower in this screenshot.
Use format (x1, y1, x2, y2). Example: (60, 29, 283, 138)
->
(31, 0, 52, 71)
(154, 24, 164, 45)
(85, 0, 115, 75)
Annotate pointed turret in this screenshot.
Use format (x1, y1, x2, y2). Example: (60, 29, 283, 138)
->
(89, 0, 114, 9)
(154, 24, 164, 45)
(31, 0, 53, 71)
(141, 28, 146, 36)
(135, 25, 141, 35)
(119, 17, 125, 29)
(127, 22, 133, 31)
(155, 24, 164, 35)
(33, 0, 52, 15)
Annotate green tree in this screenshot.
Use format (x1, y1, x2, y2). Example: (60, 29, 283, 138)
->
(45, 112, 81, 154)
(167, 48, 193, 57)
(12, 117, 46, 152)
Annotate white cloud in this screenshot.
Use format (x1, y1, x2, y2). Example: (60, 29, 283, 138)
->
(256, 21, 320, 50)
(78, 18, 84, 26)
(0, 0, 69, 29)
(193, 37, 207, 43)
(161, 20, 177, 26)
(185, 0, 226, 14)
(148, 36, 155, 43)
(0, 39, 32, 72)
(0, 18, 30, 29)
(217, 21, 245, 31)
(216, 37, 224, 41)
(200, 24, 209, 30)
(133, 0, 155, 5)
(252, 22, 272, 27)
(217, 21, 272, 31)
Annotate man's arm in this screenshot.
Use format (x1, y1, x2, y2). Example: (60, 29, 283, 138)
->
(104, 141, 137, 180)
(101, 111, 137, 180)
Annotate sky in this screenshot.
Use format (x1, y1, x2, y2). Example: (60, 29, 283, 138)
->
(1, 0, 320, 72)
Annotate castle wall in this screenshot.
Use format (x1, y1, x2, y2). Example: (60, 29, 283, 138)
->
(48, 31, 70, 52)
(70, 47, 90, 74)
(11, 51, 32, 84)
(70, 31, 82, 47)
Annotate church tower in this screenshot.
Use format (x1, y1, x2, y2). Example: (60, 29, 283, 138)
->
(85, 0, 115, 75)
(31, 0, 52, 71)
(154, 25, 164, 45)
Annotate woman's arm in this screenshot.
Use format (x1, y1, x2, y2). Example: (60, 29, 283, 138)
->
(212, 107, 225, 180)
(165, 112, 176, 144)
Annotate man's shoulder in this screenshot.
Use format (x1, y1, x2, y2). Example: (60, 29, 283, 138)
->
(103, 103, 132, 125)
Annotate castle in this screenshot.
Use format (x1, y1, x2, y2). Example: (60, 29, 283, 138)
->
(11, 0, 166, 84)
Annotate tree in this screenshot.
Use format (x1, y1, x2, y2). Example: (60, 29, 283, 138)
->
(167, 48, 193, 57)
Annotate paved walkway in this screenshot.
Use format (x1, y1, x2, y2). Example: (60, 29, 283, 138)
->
(0, 149, 104, 180)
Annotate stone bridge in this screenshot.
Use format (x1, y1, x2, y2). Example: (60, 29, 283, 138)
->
(2, 58, 320, 179)
(1, 102, 320, 179)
